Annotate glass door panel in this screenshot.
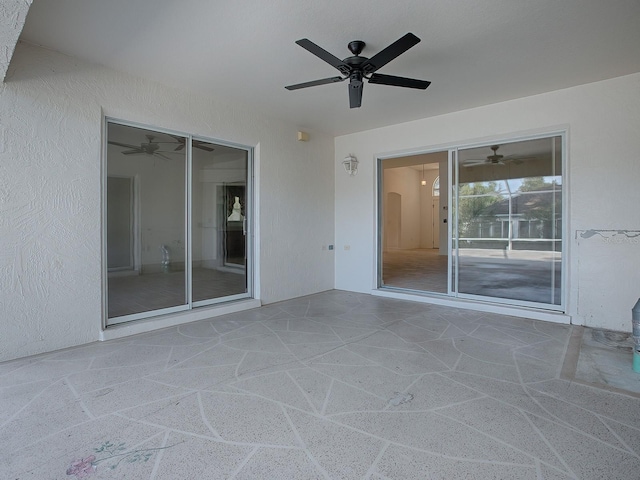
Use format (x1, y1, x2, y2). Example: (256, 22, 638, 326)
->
(191, 142, 248, 304)
(455, 136, 562, 307)
(379, 153, 449, 293)
(107, 176, 133, 271)
(106, 123, 187, 320)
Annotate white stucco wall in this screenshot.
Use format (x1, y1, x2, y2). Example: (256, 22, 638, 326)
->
(335, 72, 640, 332)
(0, 0, 32, 82)
(0, 42, 335, 362)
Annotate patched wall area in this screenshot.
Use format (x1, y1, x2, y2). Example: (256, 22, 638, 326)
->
(576, 230, 640, 331)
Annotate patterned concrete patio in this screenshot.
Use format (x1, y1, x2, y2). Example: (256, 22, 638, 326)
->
(1, 291, 639, 479)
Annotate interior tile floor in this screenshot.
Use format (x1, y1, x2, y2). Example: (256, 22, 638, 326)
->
(382, 247, 561, 304)
(382, 249, 448, 293)
(108, 267, 246, 318)
(2, 290, 640, 479)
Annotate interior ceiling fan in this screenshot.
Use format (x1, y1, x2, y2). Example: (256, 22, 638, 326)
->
(109, 134, 214, 160)
(169, 135, 214, 152)
(461, 145, 530, 168)
(285, 32, 430, 108)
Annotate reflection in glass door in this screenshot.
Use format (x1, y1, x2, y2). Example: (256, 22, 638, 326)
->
(105, 121, 251, 325)
(378, 134, 564, 311)
(379, 152, 449, 294)
(191, 143, 248, 305)
(106, 123, 187, 320)
(455, 136, 563, 308)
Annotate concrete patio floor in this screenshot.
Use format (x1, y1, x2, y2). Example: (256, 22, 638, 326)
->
(1, 290, 639, 479)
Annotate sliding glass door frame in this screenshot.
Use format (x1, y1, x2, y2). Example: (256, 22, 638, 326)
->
(451, 132, 566, 311)
(376, 129, 567, 313)
(190, 134, 253, 309)
(102, 118, 253, 328)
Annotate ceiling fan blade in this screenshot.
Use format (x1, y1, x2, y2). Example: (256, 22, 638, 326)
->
(155, 152, 173, 161)
(167, 134, 186, 151)
(368, 73, 431, 89)
(193, 142, 214, 152)
(295, 39, 351, 75)
(108, 140, 140, 150)
(503, 155, 536, 164)
(362, 33, 420, 74)
(461, 158, 488, 166)
(285, 76, 345, 90)
(167, 135, 214, 152)
(349, 82, 363, 108)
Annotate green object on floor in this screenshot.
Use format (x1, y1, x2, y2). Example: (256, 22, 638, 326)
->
(634, 350, 640, 373)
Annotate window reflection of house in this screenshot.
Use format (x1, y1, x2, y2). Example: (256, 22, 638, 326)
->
(461, 181, 562, 252)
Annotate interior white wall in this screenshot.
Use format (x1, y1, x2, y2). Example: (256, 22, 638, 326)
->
(108, 145, 187, 270)
(0, 42, 335, 362)
(382, 165, 439, 251)
(438, 157, 448, 255)
(383, 167, 421, 250)
(191, 149, 246, 269)
(419, 169, 439, 249)
(335, 72, 640, 332)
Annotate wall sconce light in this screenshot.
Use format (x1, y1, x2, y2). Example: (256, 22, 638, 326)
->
(343, 155, 358, 176)
(421, 164, 427, 186)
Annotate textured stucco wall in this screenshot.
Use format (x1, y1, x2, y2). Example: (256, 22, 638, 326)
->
(335, 72, 640, 332)
(0, 0, 32, 82)
(0, 42, 335, 362)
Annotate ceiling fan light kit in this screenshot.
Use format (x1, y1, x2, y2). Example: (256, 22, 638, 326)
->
(286, 33, 430, 108)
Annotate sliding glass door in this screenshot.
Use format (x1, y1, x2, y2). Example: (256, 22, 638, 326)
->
(378, 133, 564, 311)
(191, 141, 248, 305)
(105, 121, 251, 325)
(454, 136, 563, 308)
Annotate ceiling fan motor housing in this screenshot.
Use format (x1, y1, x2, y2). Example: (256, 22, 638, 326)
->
(348, 40, 365, 56)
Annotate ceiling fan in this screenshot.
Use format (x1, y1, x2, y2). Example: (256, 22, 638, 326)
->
(108, 135, 173, 160)
(285, 33, 430, 108)
(461, 145, 529, 168)
(169, 135, 214, 152)
(109, 134, 214, 160)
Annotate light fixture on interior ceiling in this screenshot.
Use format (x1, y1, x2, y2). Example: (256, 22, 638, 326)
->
(421, 164, 427, 186)
(343, 155, 358, 176)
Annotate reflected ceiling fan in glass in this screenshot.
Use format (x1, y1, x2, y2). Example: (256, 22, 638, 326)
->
(109, 134, 215, 160)
(169, 135, 215, 152)
(108, 134, 184, 161)
(461, 145, 533, 168)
